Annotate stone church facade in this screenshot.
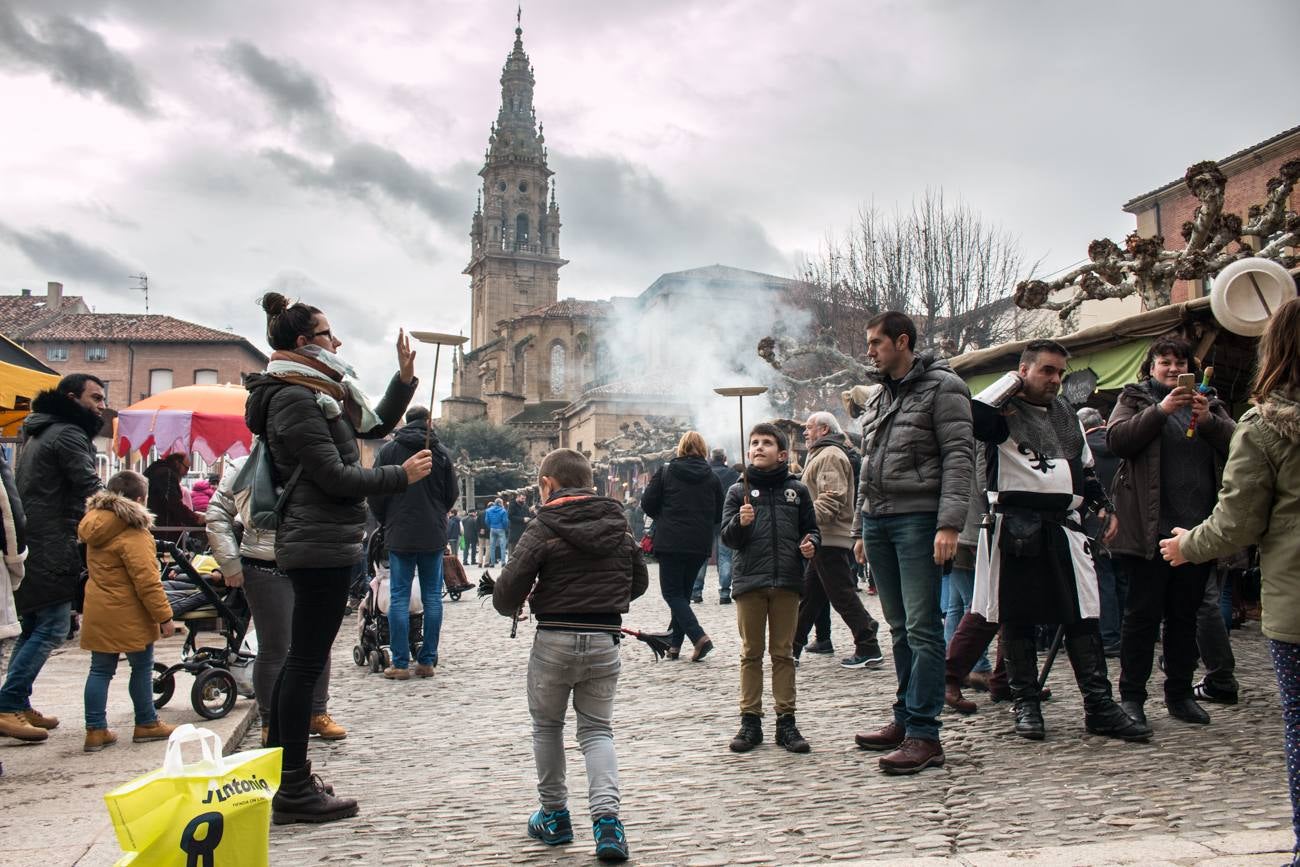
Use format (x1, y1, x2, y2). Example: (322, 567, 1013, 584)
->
(443, 21, 808, 463)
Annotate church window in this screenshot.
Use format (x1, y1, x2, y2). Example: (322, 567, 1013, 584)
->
(515, 214, 530, 248)
(518, 180, 529, 193)
(550, 343, 566, 394)
(497, 180, 506, 192)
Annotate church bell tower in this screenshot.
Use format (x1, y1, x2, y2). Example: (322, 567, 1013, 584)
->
(465, 15, 566, 350)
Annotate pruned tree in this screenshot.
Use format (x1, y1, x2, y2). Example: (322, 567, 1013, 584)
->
(1015, 159, 1300, 317)
(795, 189, 1040, 355)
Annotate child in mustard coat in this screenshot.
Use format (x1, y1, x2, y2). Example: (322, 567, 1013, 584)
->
(79, 470, 176, 751)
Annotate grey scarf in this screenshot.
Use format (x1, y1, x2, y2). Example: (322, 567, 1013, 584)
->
(1004, 395, 1084, 460)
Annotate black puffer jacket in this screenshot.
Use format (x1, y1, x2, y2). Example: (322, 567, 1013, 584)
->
(244, 371, 414, 570)
(14, 389, 103, 614)
(369, 420, 457, 553)
(493, 489, 649, 622)
(640, 456, 724, 556)
(721, 465, 820, 598)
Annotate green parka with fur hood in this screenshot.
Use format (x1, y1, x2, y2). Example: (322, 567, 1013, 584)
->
(1180, 390, 1300, 644)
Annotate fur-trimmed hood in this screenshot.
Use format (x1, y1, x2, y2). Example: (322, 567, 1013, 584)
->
(26, 388, 103, 442)
(78, 490, 154, 547)
(1256, 391, 1300, 443)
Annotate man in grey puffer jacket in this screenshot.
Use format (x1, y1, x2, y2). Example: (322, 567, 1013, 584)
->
(850, 311, 973, 776)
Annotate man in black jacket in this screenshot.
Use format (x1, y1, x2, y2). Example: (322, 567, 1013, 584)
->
(507, 494, 530, 557)
(369, 406, 457, 679)
(0, 375, 105, 743)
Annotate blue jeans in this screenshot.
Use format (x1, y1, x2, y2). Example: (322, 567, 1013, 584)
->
(944, 567, 990, 673)
(0, 601, 72, 713)
(861, 514, 944, 741)
(692, 534, 733, 599)
(387, 552, 444, 669)
(84, 647, 156, 729)
(489, 528, 508, 566)
(1096, 554, 1127, 647)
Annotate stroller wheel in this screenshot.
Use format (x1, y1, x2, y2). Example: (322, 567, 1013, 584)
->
(191, 667, 238, 720)
(382, 647, 393, 668)
(368, 650, 383, 673)
(449, 590, 462, 602)
(352, 645, 366, 667)
(152, 662, 175, 709)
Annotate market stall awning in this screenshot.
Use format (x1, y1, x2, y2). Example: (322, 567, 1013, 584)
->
(952, 297, 1217, 394)
(116, 383, 251, 462)
(962, 338, 1153, 396)
(0, 334, 61, 436)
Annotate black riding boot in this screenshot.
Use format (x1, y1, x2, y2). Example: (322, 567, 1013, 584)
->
(1002, 636, 1046, 741)
(272, 761, 360, 825)
(1065, 631, 1152, 742)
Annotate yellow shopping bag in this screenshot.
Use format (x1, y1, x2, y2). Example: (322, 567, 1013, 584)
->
(104, 723, 281, 867)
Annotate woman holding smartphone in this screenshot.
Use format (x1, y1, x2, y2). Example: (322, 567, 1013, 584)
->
(1105, 337, 1235, 730)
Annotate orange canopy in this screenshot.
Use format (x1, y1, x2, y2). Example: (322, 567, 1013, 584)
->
(122, 383, 249, 415)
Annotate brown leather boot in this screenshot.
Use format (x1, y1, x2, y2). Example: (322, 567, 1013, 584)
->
(413, 663, 436, 678)
(0, 711, 48, 742)
(21, 708, 59, 729)
(84, 728, 119, 752)
(853, 720, 904, 751)
(879, 737, 945, 775)
(383, 666, 410, 680)
(945, 681, 977, 715)
(133, 720, 176, 743)
(309, 714, 348, 740)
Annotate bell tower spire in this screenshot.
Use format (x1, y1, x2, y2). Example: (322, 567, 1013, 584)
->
(464, 11, 565, 351)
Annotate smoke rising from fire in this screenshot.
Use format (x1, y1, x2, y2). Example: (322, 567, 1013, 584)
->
(601, 274, 816, 460)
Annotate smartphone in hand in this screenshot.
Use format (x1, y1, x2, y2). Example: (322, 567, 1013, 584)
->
(1177, 373, 1197, 391)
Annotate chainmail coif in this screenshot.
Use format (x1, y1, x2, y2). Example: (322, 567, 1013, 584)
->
(1003, 395, 1085, 459)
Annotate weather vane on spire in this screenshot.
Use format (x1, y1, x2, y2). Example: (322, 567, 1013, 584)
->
(517, 3, 522, 27)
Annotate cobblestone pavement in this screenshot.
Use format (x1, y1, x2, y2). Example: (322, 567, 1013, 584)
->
(253, 563, 1292, 866)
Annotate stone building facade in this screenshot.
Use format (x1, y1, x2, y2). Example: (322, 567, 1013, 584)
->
(1123, 124, 1300, 306)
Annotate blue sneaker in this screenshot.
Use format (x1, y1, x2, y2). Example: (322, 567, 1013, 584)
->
(593, 815, 629, 862)
(527, 807, 573, 845)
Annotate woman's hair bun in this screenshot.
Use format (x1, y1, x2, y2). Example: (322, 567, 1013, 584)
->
(259, 292, 289, 317)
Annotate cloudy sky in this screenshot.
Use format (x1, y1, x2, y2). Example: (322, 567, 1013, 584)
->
(1, 0, 1296, 397)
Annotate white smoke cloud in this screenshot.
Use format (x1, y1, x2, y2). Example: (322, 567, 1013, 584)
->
(601, 272, 814, 460)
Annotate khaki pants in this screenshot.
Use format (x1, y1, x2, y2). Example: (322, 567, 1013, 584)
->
(734, 587, 800, 716)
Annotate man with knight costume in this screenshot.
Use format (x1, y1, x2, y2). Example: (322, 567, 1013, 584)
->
(970, 339, 1151, 743)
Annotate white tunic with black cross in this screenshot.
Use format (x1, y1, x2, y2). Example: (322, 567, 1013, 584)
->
(969, 403, 1100, 626)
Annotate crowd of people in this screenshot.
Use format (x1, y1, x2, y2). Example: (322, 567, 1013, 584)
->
(0, 293, 1297, 865)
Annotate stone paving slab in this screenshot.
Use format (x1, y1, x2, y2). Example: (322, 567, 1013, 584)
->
(249, 562, 1292, 866)
(1, 561, 1291, 865)
(0, 631, 256, 867)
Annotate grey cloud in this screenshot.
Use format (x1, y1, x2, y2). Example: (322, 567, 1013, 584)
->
(0, 223, 136, 289)
(553, 154, 788, 289)
(222, 40, 340, 142)
(0, 6, 153, 115)
(264, 142, 464, 224)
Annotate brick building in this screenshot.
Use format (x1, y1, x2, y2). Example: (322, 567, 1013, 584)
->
(0, 282, 267, 407)
(1123, 124, 1300, 305)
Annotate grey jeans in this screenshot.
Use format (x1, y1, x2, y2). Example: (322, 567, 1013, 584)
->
(527, 630, 621, 819)
(1196, 565, 1238, 693)
(241, 559, 329, 720)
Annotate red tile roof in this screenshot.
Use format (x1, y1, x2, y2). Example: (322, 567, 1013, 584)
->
(519, 298, 613, 319)
(23, 313, 254, 344)
(0, 295, 87, 335)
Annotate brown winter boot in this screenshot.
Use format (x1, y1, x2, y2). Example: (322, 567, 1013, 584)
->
(945, 680, 977, 715)
(21, 708, 59, 729)
(84, 728, 119, 752)
(133, 720, 176, 743)
(0, 711, 48, 742)
(413, 663, 436, 678)
(310, 714, 348, 740)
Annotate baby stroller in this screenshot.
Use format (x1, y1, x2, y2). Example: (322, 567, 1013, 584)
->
(150, 539, 252, 719)
(352, 529, 424, 673)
